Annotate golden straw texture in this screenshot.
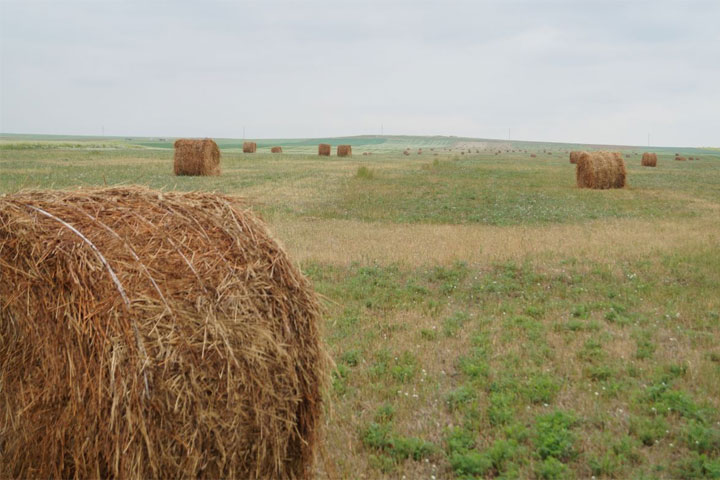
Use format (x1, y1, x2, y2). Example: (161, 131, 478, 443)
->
(0, 187, 326, 479)
(576, 151, 627, 189)
(173, 138, 221, 176)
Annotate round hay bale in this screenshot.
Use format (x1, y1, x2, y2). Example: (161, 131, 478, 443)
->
(173, 138, 220, 176)
(271, 146, 283, 153)
(641, 152, 657, 167)
(403, 150, 410, 156)
(318, 143, 331, 156)
(675, 156, 687, 161)
(337, 145, 352, 157)
(576, 151, 627, 189)
(569, 151, 582, 164)
(530, 154, 537, 158)
(243, 141, 257, 153)
(0, 187, 327, 479)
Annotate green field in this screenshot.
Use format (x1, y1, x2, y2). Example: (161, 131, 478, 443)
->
(2, 134, 719, 479)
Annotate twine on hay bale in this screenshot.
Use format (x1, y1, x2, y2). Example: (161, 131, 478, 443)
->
(576, 151, 627, 189)
(271, 146, 283, 153)
(0, 187, 328, 479)
(243, 142, 257, 153)
(569, 151, 582, 164)
(173, 138, 220, 176)
(641, 152, 657, 167)
(318, 144, 331, 156)
(337, 145, 352, 157)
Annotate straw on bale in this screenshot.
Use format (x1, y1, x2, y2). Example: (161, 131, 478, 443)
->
(243, 141, 257, 153)
(0, 187, 327, 479)
(271, 146, 283, 153)
(569, 151, 582, 164)
(576, 151, 627, 189)
(676, 156, 687, 161)
(641, 152, 657, 167)
(337, 145, 352, 157)
(318, 143, 331, 156)
(173, 138, 220, 176)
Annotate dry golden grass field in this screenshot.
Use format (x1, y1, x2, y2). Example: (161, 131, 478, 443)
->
(2, 135, 720, 479)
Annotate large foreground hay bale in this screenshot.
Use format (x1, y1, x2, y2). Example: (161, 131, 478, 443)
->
(243, 141, 257, 153)
(337, 145, 352, 157)
(641, 152, 657, 167)
(576, 151, 626, 189)
(0, 187, 326, 479)
(318, 143, 331, 156)
(271, 146, 283, 153)
(569, 151, 582, 164)
(173, 138, 220, 176)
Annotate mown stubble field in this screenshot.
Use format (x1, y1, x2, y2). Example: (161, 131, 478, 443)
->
(2, 138, 719, 479)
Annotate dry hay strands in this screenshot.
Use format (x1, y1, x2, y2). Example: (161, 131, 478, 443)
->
(641, 152, 657, 167)
(173, 138, 221, 176)
(318, 143, 331, 156)
(0, 187, 328, 479)
(576, 151, 627, 189)
(243, 141, 257, 153)
(271, 146, 283, 153)
(569, 151, 582, 164)
(337, 145, 352, 157)
(676, 155, 687, 161)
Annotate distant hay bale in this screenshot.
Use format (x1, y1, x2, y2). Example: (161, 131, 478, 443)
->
(403, 150, 410, 156)
(0, 187, 327, 479)
(271, 146, 283, 153)
(417, 148, 423, 155)
(641, 152, 657, 167)
(337, 145, 352, 157)
(676, 156, 687, 161)
(576, 151, 627, 189)
(531, 154, 537, 158)
(569, 151, 582, 164)
(243, 141, 257, 153)
(173, 138, 220, 176)
(362, 152, 368, 156)
(318, 143, 331, 156)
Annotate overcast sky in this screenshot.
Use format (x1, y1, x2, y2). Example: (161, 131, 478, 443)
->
(1, 0, 718, 146)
